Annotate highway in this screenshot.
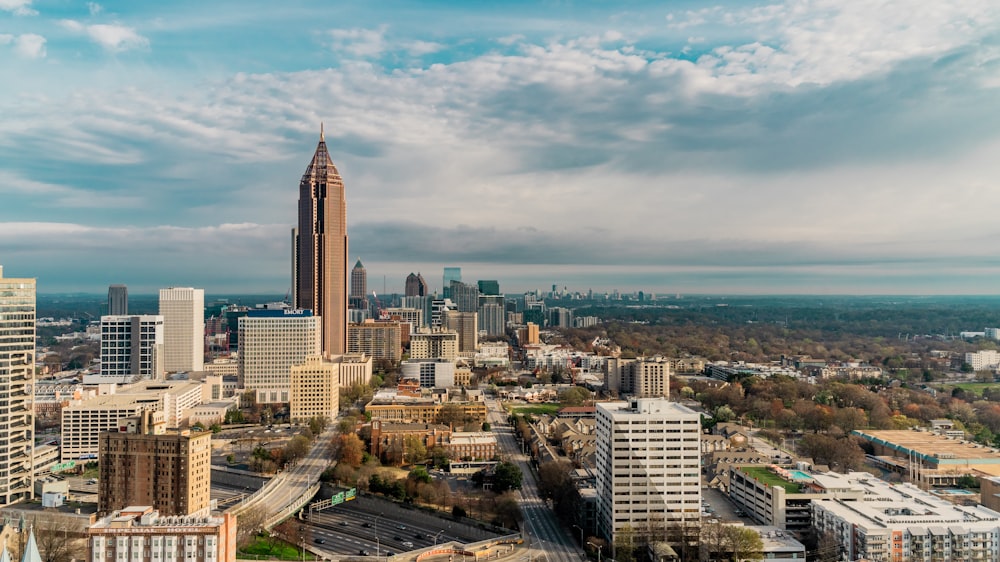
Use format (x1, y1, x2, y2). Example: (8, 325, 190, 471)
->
(304, 506, 472, 557)
(487, 398, 583, 562)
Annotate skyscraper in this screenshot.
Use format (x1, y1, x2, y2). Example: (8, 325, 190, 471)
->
(159, 287, 204, 373)
(477, 280, 500, 295)
(442, 267, 461, 298)
(405, 272, 428, 297)
(100, 315, 164, 382)
(0, 265, 35, 506)
(293, 127, 348, 357)
(350, 258, 367, 299)
(107, 284, 128, 315)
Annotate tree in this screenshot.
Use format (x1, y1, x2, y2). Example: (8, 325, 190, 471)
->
(408, 466, 432, 484)
(491, 461, 523, 493)
(725, 526, 764, 562)
(494, 492, 523, 529)
(337, 433, 365, 468)
(559, 386, 592, 406)
(236, 506, 268, 548)
(308, 416, 328, 435)
(436, 403, 466, 426)
(33, 518, 75, 562)
(404, 435, 427, 464)
(284, 435, 311, 463)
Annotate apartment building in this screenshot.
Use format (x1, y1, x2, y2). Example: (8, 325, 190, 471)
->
(410, 328, 458, 361)
(347, 320, 403, 362)
(0, 265, 35, 506)
(606, 357, 671, 398)
(401, 358, 455, 388)
(595, 398, 701, 545)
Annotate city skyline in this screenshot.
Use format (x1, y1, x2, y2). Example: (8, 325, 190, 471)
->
(4, 1, 1000, 294)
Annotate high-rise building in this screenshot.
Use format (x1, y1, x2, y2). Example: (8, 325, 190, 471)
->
(405, 273, 428, 297)
(478, 294, 505, 337)
(606, 357, 671, 398)
(159, 287, 204, 373)
(410, 328, 459, 361)
(293, 128, 348, 357)
(442, 267, 461, 298)
(401, 358, 455, 388)
(107, 284, 128, 315)
(98, 410, 212, 516)
(238, 309, 321, 403)
(347, 320, 402, 362)
(443, 310, 477, 354)
(0, 265, 35, 506)
(100, 315, 164, 382)
(518, 322, 540, 345)
(596, 398, 701, 545)
(449, 280, 479, 313)
(477, 280, 500, 295)
(350, 258, 367, 299)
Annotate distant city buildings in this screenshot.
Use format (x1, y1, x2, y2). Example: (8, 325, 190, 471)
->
(107, 284, 128, 315)
(293, 128, 349, 357)
(159, 287, 204, 373)
(606, 357, 671, 398)
(965, 349, 1000, 371)
(0, 265, 36, 506)
(442, 310, 477, 354)
(350, 258, 367, 310)
(405, 272, 428, 297)
(347, 320, 403, 362)
(442, 267, 461, 298)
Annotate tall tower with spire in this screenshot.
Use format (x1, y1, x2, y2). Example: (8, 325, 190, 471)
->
(293, 125, 348, 357)
(349, 258, 368, 310)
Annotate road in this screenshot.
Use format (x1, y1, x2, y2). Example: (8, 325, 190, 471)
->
(228, 427, 335, 522)
(304, 507, 470, 557)
(487, 398, 583, 562)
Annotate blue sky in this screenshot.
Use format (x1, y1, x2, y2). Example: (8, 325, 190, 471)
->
(3, 0, 1000, 295)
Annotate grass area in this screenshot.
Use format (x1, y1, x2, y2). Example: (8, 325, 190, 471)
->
(934, 382, 998, 396)
(741, 466, 801, 493)
(239, 537, 314, 561)
(509, 404, 561, 416)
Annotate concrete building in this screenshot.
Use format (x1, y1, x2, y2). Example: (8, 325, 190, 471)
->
(88, 506, 236, 562)
(238, 309, 321, 404)
(853, 429, 1000, 487)
(98, 411, 212, 516)
(404, 273, 428, 297)
(595, 398, 701, 545)
(549, 307, 573, 328)
(442, 267, 461, 298)
(158, 288, 204, 373)
(385, 307, 423, 331)
(813, 477, 1000, 562)
(606, 357, 671, 398)
(60, 380, 208, 462)
(347, 320, 402, 362)
(100, 315, 165, 382)
(364, 390, 487, 425)
(410, 328, 459, 361)
(477, 294, 506, 337)
(518, 322, 540, 345)
(746, 527, 806, 562)
(449, 281, 479, 313)
(449, 432, 497, 460)
(293, 128, 349, 357)
(401, 359, 455, 388)
(290, 355, 340, 422)
(965, 349, 1000, 371)
(350, 258, 367, 299)
(477, 280, 500, 296)
(338, 353, 373, 388)
(0, 265, 35, 506)
(107, 284, 128, 316)
(442, 311, 477, 354)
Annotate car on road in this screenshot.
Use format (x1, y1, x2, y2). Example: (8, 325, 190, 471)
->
(402, 542, 413, 548)
(393, 536, 403, 541)
(363, 522, 372, 528)
(314, 538, 326, 544)
(339, 521, 349, 527)
(385, 552, 395, 557)
(359, 550, 371, 556)
(396, 524, 406, 530)
(413, 533, 426, 540)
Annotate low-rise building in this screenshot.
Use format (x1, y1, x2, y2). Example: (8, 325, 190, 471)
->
(88, 506, 236, 562)
(364, 389, 487, 425)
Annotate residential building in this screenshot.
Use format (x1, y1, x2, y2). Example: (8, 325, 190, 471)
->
(410, 328, 459, 360)
(88, 506, 236, 562)
(158, 287, 204, 373)
(293, 127, 349, 357)
(61, 380, 208, 462)
(0, 265, 35, 505)
(98, 411, 212, 516)
(965, 349, 1000, 371)
(290, 355, 340, 422)
(595, 398, 701, 545)
(606, 357, 671, 398)
(385, 307, 423, 331)
(107, 284, 128, 315)
(449, 281, 479, 313)
(100, 315, 165, 382)
(401, 359, 455, 388)
(347, 320, 402, 362)
(518, 322, 540, 345)
(237, 309, 321, 404)
(813, 478, 1000, 562)
(442, 310, 477, 354)
(364, 390, 487, 424)
(478, 295, 505, 337)
(549, 307, 573, 328)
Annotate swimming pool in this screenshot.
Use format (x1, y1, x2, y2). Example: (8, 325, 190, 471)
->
(787, 470, 813, 481)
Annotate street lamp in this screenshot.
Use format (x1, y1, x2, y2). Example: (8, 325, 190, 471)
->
(375, 513, 384, 558)
(586, 542, 601, 562)
(434, 530, 445, 545)
(572, 525, 584, 547)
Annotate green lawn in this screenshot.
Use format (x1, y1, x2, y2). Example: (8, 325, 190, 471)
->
(510, 404, 561, 416)
(239, 537, 314, 561)
(934, 382, 998, 396)
(740, 466, 801, 493)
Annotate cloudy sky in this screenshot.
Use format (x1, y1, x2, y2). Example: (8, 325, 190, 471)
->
(3, 0, 1000, 295)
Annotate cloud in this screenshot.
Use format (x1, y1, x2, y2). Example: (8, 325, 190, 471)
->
(60, 19, 149, 52)
(0, 0, 36, 16)
(87, 2, 102, 16)
(328, 26, 387, 57)
(0, 33, 45, 58)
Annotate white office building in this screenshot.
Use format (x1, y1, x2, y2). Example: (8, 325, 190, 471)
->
(596, 398, 701, 545)
(99, 315, 164, 382)
(965, 349, 1000, 371)
(0, 266, 35, 505)
(401, 358, 455, 388)
(238, 309, 321, 404)
(159, 288, 204, 373)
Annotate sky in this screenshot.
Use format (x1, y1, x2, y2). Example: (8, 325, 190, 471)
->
(3, 0, 1000, 295)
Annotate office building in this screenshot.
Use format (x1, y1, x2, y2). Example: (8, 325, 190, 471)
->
(606, 357, 671, 398)
(595, 398, 701, 545)
(88, 506, 237, 562)
(238, 309, 321, 404)
(0, 265, 35, 506)
(349, 258, 368, 310)
(405, 273, 428, 297)
(98, 410, 212, 516)
(401, 359, 455, 388)
(549, 306, 574, 328)
(107, 284, 128, 315)
(290, 355, 340, 422)
(518, 322, 540, 345)
(477, 280, 500, 295)
(347, 320, 402, 362)
(442, 310, 477, 354)
(338, 353, 373, 388)
(449, 281, 479, 313)
(410, 328, 459, 361)
(159, 287, 204, 373)
(478, 294, 506, 337)
(442, 267, 461, 298)
(385, 307, 423, 331)
(293, 127, 349, 357)
(60, 380, 208, 462)
(100, 315, 164, 382)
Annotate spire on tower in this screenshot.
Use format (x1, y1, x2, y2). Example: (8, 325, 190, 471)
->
(320, 122, 325, 141)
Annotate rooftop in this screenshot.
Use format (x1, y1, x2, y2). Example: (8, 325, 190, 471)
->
(854, 429, 1000, 466)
